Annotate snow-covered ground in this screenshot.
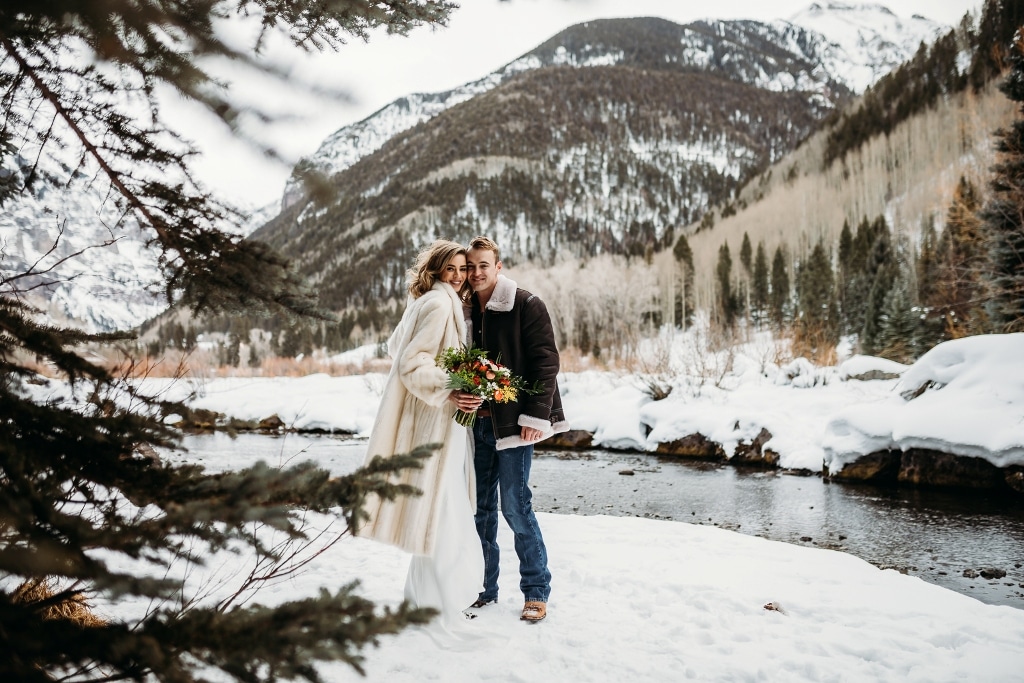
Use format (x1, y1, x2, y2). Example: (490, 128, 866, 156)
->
(302, 515, 1024, 682)
(96, 503, 1024, 682)
(143, 332, 1024, 476)
(25, 332, 1024, 680)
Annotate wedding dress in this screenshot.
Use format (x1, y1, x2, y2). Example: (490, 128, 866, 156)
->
(404, 427, 485, 646)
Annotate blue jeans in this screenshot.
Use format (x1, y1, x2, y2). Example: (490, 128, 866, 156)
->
(473, 417, 551, 603)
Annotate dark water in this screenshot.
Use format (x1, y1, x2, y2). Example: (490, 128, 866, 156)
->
(174, 433, 1024, 610)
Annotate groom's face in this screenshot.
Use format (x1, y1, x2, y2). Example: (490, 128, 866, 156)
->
(466, 247, 501, 296)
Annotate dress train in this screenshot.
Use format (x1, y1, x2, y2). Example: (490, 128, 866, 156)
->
(404, 429, 488, 648)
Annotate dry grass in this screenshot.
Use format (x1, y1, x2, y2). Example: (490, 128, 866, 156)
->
(80, 348, 396, 379)
(790, 326, 839, 367)
(13, 579, 105, 628)
(556, 345, 614, 373)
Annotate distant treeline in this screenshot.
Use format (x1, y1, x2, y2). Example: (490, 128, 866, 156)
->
(824, 0, 1024, 165)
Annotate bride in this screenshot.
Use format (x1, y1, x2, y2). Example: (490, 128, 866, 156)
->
(358, 239, 484, 639)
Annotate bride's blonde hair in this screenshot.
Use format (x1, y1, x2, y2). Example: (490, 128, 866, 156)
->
(408, 239, 469, 300)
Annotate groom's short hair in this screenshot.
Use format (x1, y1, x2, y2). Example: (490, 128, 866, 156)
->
(469, 235, 500, 263)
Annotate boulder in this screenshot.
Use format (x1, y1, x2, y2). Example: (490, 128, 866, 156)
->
(181, 408, 224, 430)
(655, 433, 725, 460)
(897, 449, 1006, 490)
(980, 568, 1007, 580)
(258, 414, 285, 431)
(826, 449, 901, 483)
(846, 369, 903, 381)
(732, 427, 780, 468)
(1005, 467, 1024, 494)
(827, 448, 1020, 493)
(545, 429, 593, 449)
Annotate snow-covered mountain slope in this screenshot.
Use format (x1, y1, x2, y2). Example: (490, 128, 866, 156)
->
(282, 4, 947, 208)
(255, 58, 834, 316)
(0, 150, 167, 332)
(786, 2, 946, 92)
(0, 146, 274, 333)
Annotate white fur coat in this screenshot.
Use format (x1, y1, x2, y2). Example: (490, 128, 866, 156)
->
(358, 282, 472, 556)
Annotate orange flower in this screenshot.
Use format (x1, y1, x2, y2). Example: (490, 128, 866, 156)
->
(494, 389, 504, 402)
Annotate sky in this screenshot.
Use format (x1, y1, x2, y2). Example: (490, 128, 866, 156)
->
(168, 0, 986, 210)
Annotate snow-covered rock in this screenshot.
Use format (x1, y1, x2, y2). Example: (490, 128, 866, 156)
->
(823, 334, 1024, 472)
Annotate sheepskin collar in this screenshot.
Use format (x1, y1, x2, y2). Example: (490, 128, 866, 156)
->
(484, 274, 518, 312)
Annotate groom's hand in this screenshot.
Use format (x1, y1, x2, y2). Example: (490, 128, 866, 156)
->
(522, 426, 544, 442)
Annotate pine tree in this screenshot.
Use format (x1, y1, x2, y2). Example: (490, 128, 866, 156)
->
(672, 234, 695, 328)
(795, 242, 839, 357)
(248, 339, 262, 369)
(769, 245, 790, 327)
(716, 242, 737, 326)
(876, 269, 921, 362)
(797, 244, 833, 326)
(838, 219, 853, 274)
(916, 213, 940, 306)
(752, 241, 769, 327)
(0, 1, 456, 680)
(915, 213, 947, 349)
(860, 225, 899, 354)
(968, 0, 1024, 91)
(280, 324, 304, 359)
(225, 332, 242, 367)
(932, 176, 987, 336)
(837, 219, 853, 322)
(979, 32, 1024, 331)
(843, 215, 890, 342)
(740, 232, 753, 274)
(183, 325, 198, 352)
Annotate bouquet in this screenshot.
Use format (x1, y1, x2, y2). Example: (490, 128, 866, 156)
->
(437, 345, 534, 427)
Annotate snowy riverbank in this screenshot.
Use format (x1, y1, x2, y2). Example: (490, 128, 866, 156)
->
(142, 333, 1024, 476)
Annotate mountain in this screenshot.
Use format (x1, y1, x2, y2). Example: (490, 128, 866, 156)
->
(257, 57, 831, 314)
(787, 3, 946, 92)
(0, 150, 167, 332)
(1, 4, 950, 333)
(281, 4, 945, 208)
(0, 147, 275, 333)
(255, 7, 946, 327)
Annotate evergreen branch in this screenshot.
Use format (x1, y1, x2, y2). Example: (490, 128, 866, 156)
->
(152, 586, 436, 681)
(0, 3, 457, 679)
(0, 33, 175, 244)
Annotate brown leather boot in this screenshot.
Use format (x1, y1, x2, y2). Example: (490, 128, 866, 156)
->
(520, 601, 547, 622)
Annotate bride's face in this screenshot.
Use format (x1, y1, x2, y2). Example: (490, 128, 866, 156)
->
(440, 253, 467, 290)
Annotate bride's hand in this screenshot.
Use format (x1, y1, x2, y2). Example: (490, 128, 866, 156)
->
(450, 390, 483, 411)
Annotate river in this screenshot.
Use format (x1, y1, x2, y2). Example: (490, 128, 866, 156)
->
(174, 432, 1024, 610)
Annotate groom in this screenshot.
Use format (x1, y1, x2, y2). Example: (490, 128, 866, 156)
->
(462, 235, 568, 622)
